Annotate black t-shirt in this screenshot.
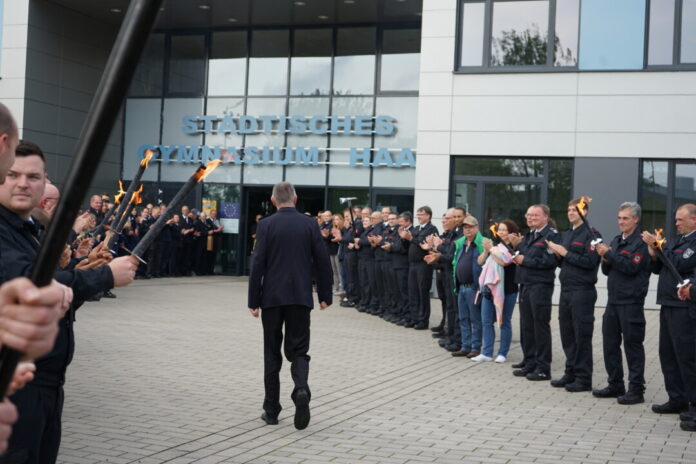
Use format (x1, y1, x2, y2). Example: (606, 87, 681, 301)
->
(456, 241, 475, 285)
(503, 262, 518, 294)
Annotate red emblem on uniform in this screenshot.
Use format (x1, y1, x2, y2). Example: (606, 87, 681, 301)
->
(632, 253, 643, 264)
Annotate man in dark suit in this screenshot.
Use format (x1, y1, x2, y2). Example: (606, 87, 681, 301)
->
(248, 182, 332, 430)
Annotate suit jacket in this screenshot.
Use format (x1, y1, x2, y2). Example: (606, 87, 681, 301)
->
(248, 207, 333, 309)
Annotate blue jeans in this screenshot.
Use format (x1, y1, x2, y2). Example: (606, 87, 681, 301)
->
(481, 293, 518, 357)
(458, 286, 481, 352)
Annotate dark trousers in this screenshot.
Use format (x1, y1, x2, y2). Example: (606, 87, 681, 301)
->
(602, 303, 646, 392)
(358, 257, 371, 306)
(379, 260, 394, 312)
(159, 242, 171, 276)
(558, 287, 596, 385)
(2, 385, 63, 464)
(443, 270, 459, 342)
(408, 262, 432, 325)
(147, 241, 161, 277)
(347, 252, 360, 302)
(372, 259, 385, 311)
(168, 246, 180, 276)
(659, 305, 696, 406)
(435, 270, 446, 327)
(394, 266, 409, 318)
(180, 240, 194, 275)
(519, 284, 553, 374)
(261, 305, 311, 417)
(366, 260, 380, 309)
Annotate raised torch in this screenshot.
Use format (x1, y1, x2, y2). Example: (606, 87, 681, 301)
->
(131, 160, 221, 258)
(0, 0, 165, 398)
(575, 196, 602, 248)
(654, 230, 691, 289)
(106, 150, 154, 235)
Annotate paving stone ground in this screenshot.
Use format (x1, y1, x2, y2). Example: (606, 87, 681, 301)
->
(57, 276, 694, 464)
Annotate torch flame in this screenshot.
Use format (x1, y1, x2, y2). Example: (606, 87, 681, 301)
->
(193, 159, 222, 182)
(131, 184, 144, 205)
(577, 196, 593, 216)
(114, 179, 126, 205)
(140, 149, 154, 168)
(489, 222, 499, 238)
(655, 228, 666, 251)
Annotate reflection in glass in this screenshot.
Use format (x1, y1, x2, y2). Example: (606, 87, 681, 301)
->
(123, 99, 160, 182)
(381, 29, 420, 91)
(491, 0, 549, 66)
(249, 30, 288, 96)
(285, 98, 329, 186)
(547, 159, 573, 231)
(208, 31, 247, 96)
(328, 188, 370, 215)
(674, 163, 696, 210)
(328, 97, 373, 187)
(333, 28, 376, 95)
(640, 160, 669, 234)
(648, 0, 675, 65)
(204, 98, 244, 183)
(681, 0, 696, 63)
(130, 34, 164, 96)
(291, 29, 331, 95)
(202, 183, 241, 275)
(454, 157, 544, 177)
(579, 0, 646, 70)
(454, 182, 478, 215)
(460, 1, 485, 66)
(372, 97, 417, 189)
(374, 193, 414, 214)
(243, 98, 285, 184)
(554, 0, 579, 66)
(160, 98, 205, 182)
(484, 183, 542, 232)
(168, 35, 206, 94)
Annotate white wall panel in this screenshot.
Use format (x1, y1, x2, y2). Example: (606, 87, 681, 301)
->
(578, 71, 696, 95)
(421, 9, 456, 38)
(420, 37, 455, 73)
(423, 0, 457, 11)
(417, 131, 451, 154)
(418, 96, 453, 132)
(450, 131, 576, 157)
(576, 132, 696, 158)
(418, 72, 453, 96)
(453, 73, 579, 96)
(414, 153, 450, 190)
(413, 188, 450, 219)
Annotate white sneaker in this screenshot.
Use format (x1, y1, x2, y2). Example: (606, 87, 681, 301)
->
(494, 355, 506, 363)
(471, 354, 492, 362)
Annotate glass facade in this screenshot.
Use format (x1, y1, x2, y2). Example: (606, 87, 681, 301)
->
(640, 159, 696, 238)
(456, 0, 696, 71)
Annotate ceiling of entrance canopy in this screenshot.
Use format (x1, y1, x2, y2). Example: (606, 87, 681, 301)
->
(50, 0, 422, 28)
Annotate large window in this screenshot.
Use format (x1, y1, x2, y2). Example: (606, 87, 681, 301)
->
(640, 160, 696, 238)
(451, 157, 573, 232)
(456, 0, 696, 72)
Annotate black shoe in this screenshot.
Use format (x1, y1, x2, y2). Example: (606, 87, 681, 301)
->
(431, 333, 445, 339)
(565, 381, 592, 393)
(680, 420, 696, 432)
(680, 411, 696, 422)
(445, 344, 461, 352)
(430, 325, 444, 333)
(550, 375, 574, 388)
(413, 323, 428, 330)
(294, 389, 310, 430)
(404, 321, 415, 328)
(617, 390, 644, 405)
(652, 401, 689, 414)
(395, 319, 407, 326)
(356, 306, 367, 313)
(513, 368, 532, 377)
(102, 290, 117, 298)
(511, 361, 525, 369)
(438, 338, 449, 347)
(451, 350, 470, 357)
(526, 371, 550, 381)
(261, 412, 278, 425)
(592, 385, 626, 398)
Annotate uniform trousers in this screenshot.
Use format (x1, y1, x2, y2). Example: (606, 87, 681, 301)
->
(559, 287, 596, 386)
(435, 270, 446, 327)
(372, 259, 385, 311)
(366, 259, 380, 309)
(346, 252, 360, 302)
(358, 257, 371, 306)
(659, 305, 696, 407)
(602, 303, 646, 392)
(261, 306, 311, 418)
(2, 385, 63, 464)
(408, 262, 432, 325)
(379, 260, 394, 312)
(519, 284, 554, 374)
(393, 266, 409, 318)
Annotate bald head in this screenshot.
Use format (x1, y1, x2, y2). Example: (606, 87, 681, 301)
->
(0, 103, 19, 183)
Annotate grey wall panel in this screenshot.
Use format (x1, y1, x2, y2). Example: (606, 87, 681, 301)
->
(23, 0, 120, 201)
(572, 157, 640, 239)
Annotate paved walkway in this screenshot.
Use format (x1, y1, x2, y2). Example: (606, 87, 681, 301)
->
(57, 277, 693, 464)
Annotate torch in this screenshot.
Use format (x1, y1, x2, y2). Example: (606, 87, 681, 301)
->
(0, 0, 165, 398)
(104, 184, 143, 250)
(654, 230, 691, 289)
(131, 161, 221, 258)
(489, 222, 499, 239)
(108, 149, 154, 231)
(575, 196, 602, 248)
(83, 180, 126, 238)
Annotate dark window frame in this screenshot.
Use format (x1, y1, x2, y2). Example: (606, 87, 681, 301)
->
(454, 0, 696, 73)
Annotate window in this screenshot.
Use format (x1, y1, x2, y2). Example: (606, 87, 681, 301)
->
(208, 31, 247, 96)
(167, 35, 206, 95)
(334, 27, 376, 95)
(291, 29, 332, 96)
(640, 160, 696, 238)
(456, 0, 696, 72)
(130, 34, 165, 97)
(380, 28, 421, 91)
(248, 30, 288, 96)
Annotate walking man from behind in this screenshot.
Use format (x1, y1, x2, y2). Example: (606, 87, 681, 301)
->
(248, 182, 332, 430)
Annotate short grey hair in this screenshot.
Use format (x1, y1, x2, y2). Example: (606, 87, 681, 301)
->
(619, 201, 641, 218)
(271, 181, 296, 204)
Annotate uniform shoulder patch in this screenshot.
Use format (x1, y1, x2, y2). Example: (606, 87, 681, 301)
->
(632, 253, 643, 264)
(550, 228, 558, 234)
(684, 248, 694, 259)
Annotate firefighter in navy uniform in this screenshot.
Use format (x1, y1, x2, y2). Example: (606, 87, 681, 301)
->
(368, 211, 388, 316)
(406, 206, 439, 330)
(677, 272, 696, 431)
(380, 212, 400, 321)
(394, 212, 415, 326)
(546, 199, 602, 392)
(339, 209, 361, 307)
(357, 211, 379, 313)
(593, 202, 651, 405)
(509, 204, 559, 381)
(642, 203, 696, 424)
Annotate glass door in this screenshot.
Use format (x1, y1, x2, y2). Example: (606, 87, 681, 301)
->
(483, 183, 542, 232)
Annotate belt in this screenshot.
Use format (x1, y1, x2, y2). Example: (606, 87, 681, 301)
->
(460, 283, 474, 288)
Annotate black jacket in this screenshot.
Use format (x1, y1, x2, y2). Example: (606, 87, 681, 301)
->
(435, 228, 461, 273)
(601, 228, 651, 305)
(358, 224, 376, 259)
(558, 225, 602, 289)
(248, 207, 332, 309)
(372, 223, 388, 262)
(409, 222, 439, 264)
(651, 231, 696, 308)
(390, 225, 413, 269)
(515, 225, 560, 285)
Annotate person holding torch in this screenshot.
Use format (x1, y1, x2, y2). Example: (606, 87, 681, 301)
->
(641, 204, 696, 430)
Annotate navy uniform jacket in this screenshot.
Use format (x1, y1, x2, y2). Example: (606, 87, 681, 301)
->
(372, 222, 387, 262)
(515, 225, 560, 285)
(390, 225, 412, 269)
(651, 231, 696, 308)
(248, 207, 332, 309)
(558, 225, 601, 289)
(435, 228, 460, 272)
(601, 228, 651, 305)
(408, 222, 439, 264)
(358, 224, 376, 260)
